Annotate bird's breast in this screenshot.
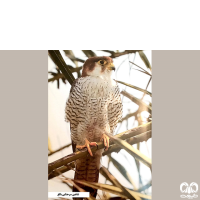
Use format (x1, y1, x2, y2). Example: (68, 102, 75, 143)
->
(81, 76, 114, 99)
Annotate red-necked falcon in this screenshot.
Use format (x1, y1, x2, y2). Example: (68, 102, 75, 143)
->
(65, 56, 123, 198)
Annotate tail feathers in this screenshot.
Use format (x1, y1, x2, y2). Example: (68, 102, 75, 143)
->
(73, 151, 101, 199)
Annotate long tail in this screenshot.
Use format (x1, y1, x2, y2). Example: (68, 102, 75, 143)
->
(73, 151, 101, 199)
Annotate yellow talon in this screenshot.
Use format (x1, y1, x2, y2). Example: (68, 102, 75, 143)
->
(76, 138, 97, 157)
(100, 133, 110, 151)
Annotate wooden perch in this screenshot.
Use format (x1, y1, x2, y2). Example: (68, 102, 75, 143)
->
(48, 128, 151, 181)
(48, 122, 152, 180)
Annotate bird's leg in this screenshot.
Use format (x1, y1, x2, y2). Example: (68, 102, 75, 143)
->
(100, 133, 110, 151)
(76, 138, 97, 157)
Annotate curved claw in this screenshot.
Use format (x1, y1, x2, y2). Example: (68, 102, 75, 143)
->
(76, 139, 97, 157)
(100, 133, 110, 151)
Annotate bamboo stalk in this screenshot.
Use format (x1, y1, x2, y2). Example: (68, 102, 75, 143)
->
(48, 143, 71, 156)
(121, 90, 152, 114)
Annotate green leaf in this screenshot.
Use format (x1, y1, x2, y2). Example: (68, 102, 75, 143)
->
(109, 136, 152, 169)
(63, 50, 85, 63)
(82, 50, 96, 57)
(63, 50, 79, 67)
(116, 80, 152, 97)
(48, 50, 75, 85)
(63, 51, 84, 78)
(138, 51, 152, 71)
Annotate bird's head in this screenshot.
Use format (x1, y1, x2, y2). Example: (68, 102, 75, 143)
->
(82, 56, 115, 78)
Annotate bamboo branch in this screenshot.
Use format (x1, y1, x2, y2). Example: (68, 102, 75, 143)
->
(56, 171, 96, 200)
(101, 50, 142, 58)
(116, 80, 152, 97)
(48, 73, 64, 83)
(118, 112, 137, 123)
(48, 131, 151, 180)
(63, 52, 85, 63)
(103, 130, 151, 156)
(48, 50, 75, 85)
(119, 103, 152, 123)
(101, 50, 115, 54)
(121, 90, 152, 114)
(107, 197, 126, 200)
(100, 166, 138, 200)
(138, 51, 152, 72)
(48, 123, 151, 180)
(107, 155, 138, 189)
(141, 76, 152, 101)
(48, 67, 82, 83)
(100, 166, 116, 186)
(109, 135, 152, 168)
(129, 61, 151, 76)
(74, 179, 151, 200)
(48, 162, 75, 180)
(48, 143, 71, 156)
(48, 131, 151, 181)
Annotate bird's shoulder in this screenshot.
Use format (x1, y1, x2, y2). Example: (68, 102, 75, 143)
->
(70, 76, 92, 92)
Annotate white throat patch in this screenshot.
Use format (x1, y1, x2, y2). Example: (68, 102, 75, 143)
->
(87, 63, 113, 83)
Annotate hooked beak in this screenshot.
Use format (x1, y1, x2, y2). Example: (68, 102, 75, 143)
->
(107, 63, 115, 71)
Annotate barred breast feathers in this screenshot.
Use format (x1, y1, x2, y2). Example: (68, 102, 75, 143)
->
(65, 76, 123, 145)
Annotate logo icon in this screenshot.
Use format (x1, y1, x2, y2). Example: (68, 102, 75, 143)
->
(180, 182, 198, 199)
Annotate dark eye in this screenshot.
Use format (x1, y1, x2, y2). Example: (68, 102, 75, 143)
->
(97, 60, 107, 65)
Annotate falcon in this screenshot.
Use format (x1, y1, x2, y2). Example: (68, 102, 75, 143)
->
(65, 56, 123, 198)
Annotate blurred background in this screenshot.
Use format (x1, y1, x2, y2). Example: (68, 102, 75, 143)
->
(48, 50, 152, 199)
